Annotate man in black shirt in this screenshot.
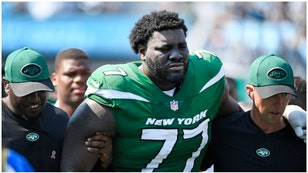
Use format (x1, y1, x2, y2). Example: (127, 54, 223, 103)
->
(2, 47, 109, 171)
(202, 54, 306, 172)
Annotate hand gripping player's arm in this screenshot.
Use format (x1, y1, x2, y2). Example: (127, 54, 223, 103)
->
(85, 132, 113, 170)
(283, 105, 306, 143)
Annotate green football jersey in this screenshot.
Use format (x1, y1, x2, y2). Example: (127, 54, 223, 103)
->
(85, 49, 225, 172)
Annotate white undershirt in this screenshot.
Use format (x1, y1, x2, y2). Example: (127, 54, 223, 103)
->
(163, 88, 176, 97)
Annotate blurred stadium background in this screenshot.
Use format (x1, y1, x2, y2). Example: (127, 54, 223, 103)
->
(2, 2, 306, 102)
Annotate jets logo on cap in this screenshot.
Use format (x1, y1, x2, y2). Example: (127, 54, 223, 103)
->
(267, 67, 287, 81)
(21, 63, 42, 78)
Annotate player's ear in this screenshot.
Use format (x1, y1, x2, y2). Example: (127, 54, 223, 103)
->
(138, 45, 146, 61)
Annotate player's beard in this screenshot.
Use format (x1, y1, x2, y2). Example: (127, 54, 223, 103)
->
(146, 58, 186, 85)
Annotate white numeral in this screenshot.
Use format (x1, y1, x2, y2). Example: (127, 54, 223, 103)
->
(141, 119, 210, 172)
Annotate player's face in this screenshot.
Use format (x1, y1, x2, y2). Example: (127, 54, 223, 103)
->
(52, 58, 91, 108)
(253, 89, 291, 125)
(8, 89, 47, 119)
(142, 29, 189, 90)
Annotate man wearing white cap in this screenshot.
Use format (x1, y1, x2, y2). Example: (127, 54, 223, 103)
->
(201, 54, 306, 172)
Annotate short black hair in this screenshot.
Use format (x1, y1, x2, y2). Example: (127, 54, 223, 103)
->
(129, 10, 188, 54)
(54, 48, 90, 72)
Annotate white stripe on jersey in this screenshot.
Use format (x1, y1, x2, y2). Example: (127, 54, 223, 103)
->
(199, 66, 225, 93)
(87, 87, 150, 102)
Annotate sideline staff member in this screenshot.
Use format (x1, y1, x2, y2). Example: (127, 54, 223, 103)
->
(2, 47, 108, 171)
(202, 54, 306, 172)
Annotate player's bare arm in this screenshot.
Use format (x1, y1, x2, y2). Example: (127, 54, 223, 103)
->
(60, 98, 116, 171)
(216, 81, 243, 117)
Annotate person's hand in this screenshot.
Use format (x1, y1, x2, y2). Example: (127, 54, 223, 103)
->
(289, 76, 306, 110)
(284, 105, 306, 143)
(85, 132, 113, 170)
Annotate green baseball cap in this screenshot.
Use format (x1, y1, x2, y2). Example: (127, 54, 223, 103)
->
(4, 47, 54, 97)
(248, 54, 297, 98)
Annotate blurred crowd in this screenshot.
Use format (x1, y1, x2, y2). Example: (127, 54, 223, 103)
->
(3, 2, 306, 79)
(188, 2, 306, 79)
